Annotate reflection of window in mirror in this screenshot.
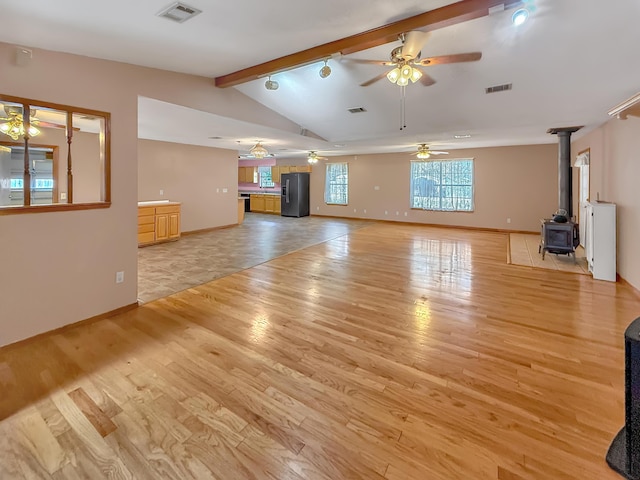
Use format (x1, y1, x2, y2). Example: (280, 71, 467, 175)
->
(0, 94, 110, 214)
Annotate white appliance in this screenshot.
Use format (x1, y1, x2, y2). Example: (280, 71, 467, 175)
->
(585, 201, 617, 281)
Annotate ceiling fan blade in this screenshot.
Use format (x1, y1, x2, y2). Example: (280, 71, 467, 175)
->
(360, 71, 389, 87)
(346, 58, 392, 66)
(430, 151, 449, 155)
(402, 31, 431, 60)
(419, 72, 437, 86)
(418, 52, 482, 66)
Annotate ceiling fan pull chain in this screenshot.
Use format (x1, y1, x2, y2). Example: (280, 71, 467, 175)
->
(400, 85, 407, 130)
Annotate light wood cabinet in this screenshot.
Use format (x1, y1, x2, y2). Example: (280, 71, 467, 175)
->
(271, 166, 281, 184)
(250, 194, 281, 214)
(138, 203, 181, 246)
(279, 166, 291, 175)
(238, 166, 257, 183)
(250, 194, 265, 212)
(264, 196, 275, 213)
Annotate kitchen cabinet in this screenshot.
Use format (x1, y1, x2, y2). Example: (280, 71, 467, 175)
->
(249, 194, 280, 214)
(238, 166, 257, 183)
(138, 202, 181, 246)
(250, 194, 266, 212)
(271, 166, 281, 183)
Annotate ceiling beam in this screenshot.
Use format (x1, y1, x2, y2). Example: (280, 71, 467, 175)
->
(214, 0, 522, 88)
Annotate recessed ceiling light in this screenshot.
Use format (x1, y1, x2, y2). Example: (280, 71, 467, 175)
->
(334, 144, 346, 147)
(208, 136, 222, 139)
(512, 8, 529, 26)
(454, 134, 471, 139)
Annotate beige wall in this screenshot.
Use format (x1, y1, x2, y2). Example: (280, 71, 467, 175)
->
(309, 144, 558, 232)
(0, 41, 300, 347)
(138, 139, 238, 232)
(573, 116, 640, 290)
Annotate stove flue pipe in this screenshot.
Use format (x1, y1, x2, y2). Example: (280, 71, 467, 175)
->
(547, 126, 583, 220)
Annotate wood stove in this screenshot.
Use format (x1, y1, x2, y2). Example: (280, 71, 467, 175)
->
(539, 220, 579, 259)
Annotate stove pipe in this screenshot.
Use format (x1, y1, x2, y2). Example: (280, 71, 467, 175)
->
(547, 126, 583, 220)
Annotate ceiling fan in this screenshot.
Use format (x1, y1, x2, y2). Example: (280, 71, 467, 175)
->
(307, 151, 327, 164)
(349, 31, 482, 87)
(412, 144, 449, 159)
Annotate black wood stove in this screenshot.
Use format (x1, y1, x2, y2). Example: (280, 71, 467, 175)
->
(539, 219, 579, 260)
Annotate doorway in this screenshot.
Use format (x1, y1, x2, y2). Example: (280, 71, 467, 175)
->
(576, 148, 590, 247)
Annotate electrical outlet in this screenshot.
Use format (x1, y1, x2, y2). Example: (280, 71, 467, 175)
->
(354, 208, 357, 213)
(116, 271, 124, 284)
(364, 209, 367, 214)
(385, 210, 388, 215)
(223, 188, 228, 193)
(316, 206, 320, 211)
(507, 218, 511, 224)
(374, 186, 380, 190)
(404, 212, 408, 216)
(216, 188, 220, 193)
(159, 189, 164, 196)
(396, 211, 399, 216)
(60, 192, 67, 200)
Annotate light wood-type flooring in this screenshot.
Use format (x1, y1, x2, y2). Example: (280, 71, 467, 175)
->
(2, 222, 639, 479)
(138, 214, 372, 303)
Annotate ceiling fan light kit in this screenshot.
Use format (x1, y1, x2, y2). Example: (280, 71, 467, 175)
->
(0, 106, 41, 140)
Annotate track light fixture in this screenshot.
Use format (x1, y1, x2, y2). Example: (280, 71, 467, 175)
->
(264, 76, 279, 90)
(512, 8, 529, 26)
(319, 59, 331, 79)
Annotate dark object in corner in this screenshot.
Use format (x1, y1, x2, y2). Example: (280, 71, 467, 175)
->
(607, 317, 640, 479)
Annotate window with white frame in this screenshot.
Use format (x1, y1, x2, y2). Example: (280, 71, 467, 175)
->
(258, 166, 274, 188)
(324, 163, 348, 205)
(410, 159, 474, 211)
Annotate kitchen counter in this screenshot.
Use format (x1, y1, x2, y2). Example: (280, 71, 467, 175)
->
(138, 200, 181, 206)
(239, 191, 280, 196)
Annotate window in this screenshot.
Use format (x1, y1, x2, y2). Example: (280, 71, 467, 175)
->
(0, 93, 111, 215)
(258, 166, 274, 188)
(411, 159, 474, 211)
(324, 163, 348, 205)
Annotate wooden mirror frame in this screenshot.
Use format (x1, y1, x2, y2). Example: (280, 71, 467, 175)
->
(0, 94, 111, 215)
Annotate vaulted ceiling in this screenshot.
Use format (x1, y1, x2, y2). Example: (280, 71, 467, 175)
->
(3, 0, 640, 157)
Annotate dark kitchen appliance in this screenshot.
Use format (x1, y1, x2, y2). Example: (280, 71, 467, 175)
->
(607, 317, 640, 479)
(281, 172, 310, 217)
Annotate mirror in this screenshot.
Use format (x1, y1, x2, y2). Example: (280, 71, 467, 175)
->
(0, 94, 110, 214)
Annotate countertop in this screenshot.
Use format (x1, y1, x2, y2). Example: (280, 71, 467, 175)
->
(138, 200, 181, 206)
(239, 192, 281, 197)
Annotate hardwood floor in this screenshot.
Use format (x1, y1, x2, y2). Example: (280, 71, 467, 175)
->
(1, 222, 638, 479)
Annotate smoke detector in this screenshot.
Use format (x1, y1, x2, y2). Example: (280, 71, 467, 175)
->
(157, 2, 202, 23)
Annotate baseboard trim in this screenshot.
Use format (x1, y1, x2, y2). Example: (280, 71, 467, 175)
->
(618, 275, 640, 299)
(1, 302, 139, 351)
(310, 214, 537, 234)
(182, 224, 237, 236)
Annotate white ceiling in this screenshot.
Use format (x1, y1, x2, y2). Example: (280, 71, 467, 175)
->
(3, 0, 640, 158)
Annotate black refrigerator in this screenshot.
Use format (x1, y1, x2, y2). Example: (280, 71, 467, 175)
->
(281, 172, 310, 217)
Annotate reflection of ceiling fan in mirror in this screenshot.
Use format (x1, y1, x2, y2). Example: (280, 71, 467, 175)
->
(412, 144, 449, 159)
(0, 104, 70, 140)
(349, 31, 482, 87)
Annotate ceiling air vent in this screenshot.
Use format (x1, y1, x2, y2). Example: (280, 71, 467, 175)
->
(347, 107, 367, 114)
(157, 2, 202, 23)
(485, 83, 512, 94)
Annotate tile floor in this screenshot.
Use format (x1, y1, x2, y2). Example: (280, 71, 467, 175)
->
(509, 233, 589, 274)
(137, 213, 373, 303)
